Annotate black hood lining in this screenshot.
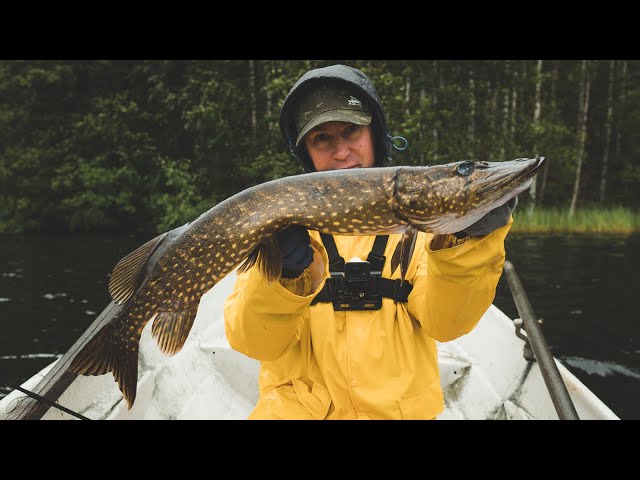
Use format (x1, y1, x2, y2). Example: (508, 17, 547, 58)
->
(279, 65, 393, 172)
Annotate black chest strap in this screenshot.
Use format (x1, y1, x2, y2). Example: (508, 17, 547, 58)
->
(319, 232, 388, 272)
(312, 234, 413, 306)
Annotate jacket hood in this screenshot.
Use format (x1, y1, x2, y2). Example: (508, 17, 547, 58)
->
(279, 64, 393, 172)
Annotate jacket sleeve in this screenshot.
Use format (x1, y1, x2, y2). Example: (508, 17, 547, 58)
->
(224, 236, 328, 361)
(407, 217, 513, 342)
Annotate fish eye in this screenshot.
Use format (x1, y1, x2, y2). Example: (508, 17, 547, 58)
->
(457, 161, 474, 177)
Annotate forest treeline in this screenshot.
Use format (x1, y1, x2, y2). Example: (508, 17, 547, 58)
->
(1, 60, 638, 234)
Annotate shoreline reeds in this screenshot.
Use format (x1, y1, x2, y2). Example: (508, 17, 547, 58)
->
(511, 207, 640, 234)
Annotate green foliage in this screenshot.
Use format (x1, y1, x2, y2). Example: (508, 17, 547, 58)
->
(0, 60, 638, 233)
(148, 157, 214, 233)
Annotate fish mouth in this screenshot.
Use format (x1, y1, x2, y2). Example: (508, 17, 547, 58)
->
(474, 157, 545, 200)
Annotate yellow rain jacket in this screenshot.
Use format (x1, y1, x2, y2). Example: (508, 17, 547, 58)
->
(224, 218, 512, 420)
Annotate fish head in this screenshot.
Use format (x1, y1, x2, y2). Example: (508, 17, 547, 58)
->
(391, 157, 545, 234)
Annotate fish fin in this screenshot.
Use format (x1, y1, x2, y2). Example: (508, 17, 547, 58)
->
(237, 235, 282, 283)
(69, 324, 140, 409)
(109, 232, 167, 305)
(151, 306, 198, 356)
(390, 228, 418, 280)
(401, 228, 418, 281)
(415, 212, 484, 235)
(236, 246, 260, 275)
(390, 240, 402, 276)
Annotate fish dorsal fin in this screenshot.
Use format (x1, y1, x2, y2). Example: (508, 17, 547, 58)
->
(237, 235, 282, 283)
(151, 307, 198, 356)
(108, 232, 167, 305)
(390, 228, 418, 280)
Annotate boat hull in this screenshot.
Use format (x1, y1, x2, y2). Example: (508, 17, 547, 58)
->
(0, 271, 619, 420)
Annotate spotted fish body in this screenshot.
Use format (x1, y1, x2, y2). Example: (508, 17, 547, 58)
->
(69, 157, 545, 408)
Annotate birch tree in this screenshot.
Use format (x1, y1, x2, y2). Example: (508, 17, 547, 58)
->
(500, 61, 510, 160)
(509, 62, 518, 156)
(528, 60, 543, 214)
(615, 61, 628, 158)
(432, 60, 440, 163)
(569, 60, 591, 217)
(249, 60, 257, 144)
(599, 60, 615, 203)
(468, 68, 476, 158)
(540, 61, 558, 204)
(419, 85, 426, 165)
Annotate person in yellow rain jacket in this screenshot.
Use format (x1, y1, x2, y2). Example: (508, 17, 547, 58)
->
(224, 64, 516, 419)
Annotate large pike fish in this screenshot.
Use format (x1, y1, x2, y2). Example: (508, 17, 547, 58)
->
(69, 157, 545, 408)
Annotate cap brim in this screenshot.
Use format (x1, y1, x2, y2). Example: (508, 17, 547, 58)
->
(295, 110, 372, 146)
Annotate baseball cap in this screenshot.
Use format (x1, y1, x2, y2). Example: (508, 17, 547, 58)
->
(294, 84, 372, 146)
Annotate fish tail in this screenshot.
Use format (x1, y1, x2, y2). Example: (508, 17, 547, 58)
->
(69, 323, 139, 410)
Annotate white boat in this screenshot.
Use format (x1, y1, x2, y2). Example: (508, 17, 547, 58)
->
(0, 270, 619, 420)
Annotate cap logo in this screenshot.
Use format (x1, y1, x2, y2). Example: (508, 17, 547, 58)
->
(347, 96, 362, 107)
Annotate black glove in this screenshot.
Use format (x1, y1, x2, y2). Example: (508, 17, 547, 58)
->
(276, 225, 314, 279)
(458, 196, 518, 237)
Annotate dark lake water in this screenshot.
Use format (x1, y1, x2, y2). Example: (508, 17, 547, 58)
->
(1, 232, 639, 419)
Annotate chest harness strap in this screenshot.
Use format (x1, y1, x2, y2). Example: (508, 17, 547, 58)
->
(311, 233, 413, 311)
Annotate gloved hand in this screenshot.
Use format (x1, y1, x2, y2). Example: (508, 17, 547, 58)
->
(457, 196, 518, 237)
(276, 225, 314, 278)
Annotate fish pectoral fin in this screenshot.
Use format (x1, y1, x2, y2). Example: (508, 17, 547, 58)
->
(401, 228, 418, 281)
(390, 241, 402, 276)
(69, 324, 140, 410)
(109, 232, 168, 305)
(390, 228, 417, 279)
(237, 234, 282, 283)
(151, 306, 198, 357)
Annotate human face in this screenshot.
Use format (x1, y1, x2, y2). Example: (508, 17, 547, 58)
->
(304, 121, 375, 172)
